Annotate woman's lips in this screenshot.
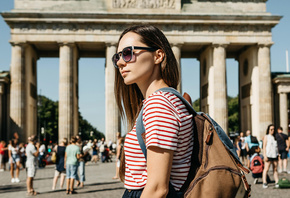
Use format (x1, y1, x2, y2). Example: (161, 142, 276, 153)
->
(121, 70, 129, 77)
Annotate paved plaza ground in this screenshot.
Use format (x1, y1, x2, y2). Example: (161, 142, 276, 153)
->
(0, 158, 290, 197)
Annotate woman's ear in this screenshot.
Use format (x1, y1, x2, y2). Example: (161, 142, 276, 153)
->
(154, 49, 165, 65)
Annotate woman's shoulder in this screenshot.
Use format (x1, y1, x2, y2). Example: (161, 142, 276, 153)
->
(144, 90, 181, 107)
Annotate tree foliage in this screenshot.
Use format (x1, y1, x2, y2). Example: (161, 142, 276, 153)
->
(37, 95, 104, 143)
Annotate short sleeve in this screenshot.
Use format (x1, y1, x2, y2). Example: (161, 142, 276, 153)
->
(143, 93, 179, 151)
(31, 146, 37, 154)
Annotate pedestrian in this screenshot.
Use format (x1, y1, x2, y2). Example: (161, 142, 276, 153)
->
(249, 146, 264, 184)
(91, 139, 99, 163)
(113, 24, 193, 197)
(19, 142, 26, 169)
(26, 135, 40, 196)
(113, 137, 124, 180)
(262, 124, 279, 189)
(8, 138, 21, 183)
(99, 138, 106, 163)
(244, 130, 259, 168)
(0, 140, 7, 171)
(38, 141, 46, 168)
(275, 126, 289, 173)
(239, 132, 247, 166)
(64, 136, 80, 194)
(52, 138, 68, 190)
(75, 136, 86, 188)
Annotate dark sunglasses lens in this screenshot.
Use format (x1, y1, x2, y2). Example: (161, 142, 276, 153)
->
(122, 47, 132, 62)
(113, 54, 119, 68)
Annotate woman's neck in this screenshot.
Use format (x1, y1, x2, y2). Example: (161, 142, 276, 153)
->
(139, 78, 168, 99)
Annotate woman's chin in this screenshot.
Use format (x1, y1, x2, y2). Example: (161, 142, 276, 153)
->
(123, 79, 134, 85)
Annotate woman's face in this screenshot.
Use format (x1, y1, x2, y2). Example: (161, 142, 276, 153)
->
(269, 126, 275, 135)
(117, 32, 156, 85)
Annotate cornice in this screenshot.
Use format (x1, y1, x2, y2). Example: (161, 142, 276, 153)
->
(1, 12, 281, 27)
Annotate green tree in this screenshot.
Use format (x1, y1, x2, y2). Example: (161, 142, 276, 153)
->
(37, 95, 104, 143)
(228, 95, 239, 133)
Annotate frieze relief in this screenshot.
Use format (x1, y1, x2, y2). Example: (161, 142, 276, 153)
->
(10, 23, 272, 35)
(112, 0, 176, 9)
(198, 0, 266, 2)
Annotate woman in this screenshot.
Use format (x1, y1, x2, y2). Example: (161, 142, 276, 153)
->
(52, 138, 68, 190)
(114, 25, 193, 197)
(91, 139, 99, 163)
(75, 136, 86, 188)
(262, 124, 279, 189)
(8, 139, 21, 183)
(64, 137, 80, 194)
(113, 137, 124, 180)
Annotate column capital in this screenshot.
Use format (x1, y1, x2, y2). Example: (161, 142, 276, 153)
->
(106, 42, 117, 47)
(212, 42, 229, 48)
(171, 43, 184, 48)
(257, 42, 274, 48)
(9, 41, 28, 47)
(58, 42, 76, 48)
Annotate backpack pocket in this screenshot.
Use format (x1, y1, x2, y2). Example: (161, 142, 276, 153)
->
(185, 166, 244, 198)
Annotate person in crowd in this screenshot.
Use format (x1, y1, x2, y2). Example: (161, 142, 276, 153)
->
(64, 136, 80, 194)
(0, 140, 7, 171)
(75, 136, 86, 188)
(8, 138, 21, 183)
(239, 132, 247, 166)
(244, 130, 259, 168)
(114, 24, 193, 197)
(26, 135, 40, 196)
(249, 146, 264, 185)
(52, 138, 68, 190)
(113, 137, 124, 180)
(38, 141, 46, 168)
(99, 138, 106, 163)
(91, 139, 99, 163)
(275, 126, 289, 173)
(234, 136, 241, 157)
(19, 142, 26, 169)
(262, 124, 279, 189)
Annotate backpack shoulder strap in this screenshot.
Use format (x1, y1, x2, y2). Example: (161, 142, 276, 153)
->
(136, 107, 147, 159)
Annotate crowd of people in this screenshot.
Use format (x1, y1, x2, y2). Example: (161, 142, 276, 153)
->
(232, 125, 290, 189)
(0, 132, 123, 196)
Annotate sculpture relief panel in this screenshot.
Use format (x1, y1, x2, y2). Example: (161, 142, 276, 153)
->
(112, 0, 176, 9)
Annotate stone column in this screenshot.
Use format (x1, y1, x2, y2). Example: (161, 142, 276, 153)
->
(10, 42, 26, 141)
(279, 93, 288, 134)
(212, 43, 228, 134)
(58, 43, 76, 142)
(258, 43, 273, 136)
(105, 43, 120, 143)
(172, 44, 182, 93)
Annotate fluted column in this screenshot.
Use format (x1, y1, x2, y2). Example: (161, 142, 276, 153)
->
(10, 42, 26, 141)
(258, 43, 273, 136)
(279, 93, 288, 134)
(58, 43, 76, 142)
(212, 43, 228, 134)
(105, 43, 120, 143)
(172, 44, 182, 93)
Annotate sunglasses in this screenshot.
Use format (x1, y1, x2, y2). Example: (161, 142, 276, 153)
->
(112, 46, 158, 69)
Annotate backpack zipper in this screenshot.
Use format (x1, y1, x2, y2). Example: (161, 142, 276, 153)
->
(184, 166, 241, 197)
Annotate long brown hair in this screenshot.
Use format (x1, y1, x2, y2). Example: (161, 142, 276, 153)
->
(114, 24, 179, 182)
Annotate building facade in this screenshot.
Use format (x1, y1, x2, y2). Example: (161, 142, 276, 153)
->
(1, 0, 283, 142)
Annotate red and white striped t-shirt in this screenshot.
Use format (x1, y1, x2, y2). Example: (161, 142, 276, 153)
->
(124, 90, 194, 191)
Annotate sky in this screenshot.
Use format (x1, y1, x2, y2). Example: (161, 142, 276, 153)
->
(0, 0, 289, 135)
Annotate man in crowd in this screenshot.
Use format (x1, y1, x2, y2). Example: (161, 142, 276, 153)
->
(26, 135, 40, 196)
(275, 127, 289, 173)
